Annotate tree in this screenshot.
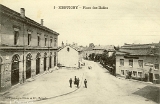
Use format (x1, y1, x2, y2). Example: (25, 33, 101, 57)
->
(89, 53, 95, 61)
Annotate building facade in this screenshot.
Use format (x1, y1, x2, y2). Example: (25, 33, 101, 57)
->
(0, 5, 59, 92)
(58, 45, 82, 68)
(93, 45, 115, 56)
(116, 43, 160, 83)
(83, 43, 95, 59)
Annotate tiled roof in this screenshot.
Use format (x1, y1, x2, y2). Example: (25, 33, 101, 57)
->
(84, 47, 94, 51)
(116, 51, 128, 55)
(121, 43, 160, 49)
(93, 45, 115, 51)
(119, 49, 150, 55)
(58, 45, 82, 52)
(0, 4, 59, 35)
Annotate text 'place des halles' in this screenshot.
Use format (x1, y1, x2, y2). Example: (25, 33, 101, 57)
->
(0, 4, 160, 104)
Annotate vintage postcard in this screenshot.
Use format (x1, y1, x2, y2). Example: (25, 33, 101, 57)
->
(0, 0, 160, 104)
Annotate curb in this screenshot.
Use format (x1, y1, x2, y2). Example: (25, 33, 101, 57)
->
(117, 76, 155, 85)
(31, 72, 85, 103)
(1, 72, 85, 103)
(0, 68, 59, 96)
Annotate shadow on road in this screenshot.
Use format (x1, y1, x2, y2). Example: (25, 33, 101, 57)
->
(133, 86, 160, 103)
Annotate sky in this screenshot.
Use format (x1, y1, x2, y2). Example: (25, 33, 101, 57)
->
(0, 0, 160, 47)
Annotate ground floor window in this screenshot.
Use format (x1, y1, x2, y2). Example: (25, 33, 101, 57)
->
(138, 72, 142, 77)
(121, 70, 124, 75)
(133, 71, 137, 77)
(154, 74, 159, 79)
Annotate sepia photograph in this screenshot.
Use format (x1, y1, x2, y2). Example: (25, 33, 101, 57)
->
(0, 0, 160, 104)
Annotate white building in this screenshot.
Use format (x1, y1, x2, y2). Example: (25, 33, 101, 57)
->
(58, 45, 82, 68)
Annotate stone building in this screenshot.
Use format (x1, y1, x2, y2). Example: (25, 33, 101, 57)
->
(116, 43, 160, 83)
(93, 45, 115, 57)
(0, 4, 59, 92)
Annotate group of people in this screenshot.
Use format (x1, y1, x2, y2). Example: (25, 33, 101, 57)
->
(69, 76, 87, 88)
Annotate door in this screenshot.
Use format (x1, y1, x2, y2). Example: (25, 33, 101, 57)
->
(36, 58, 40, 74)
(0, 58, 2, 91)
(149, 73, 153, 82)
(44, 57, 47, 71)
(44, 53, 47, 71)
(54, 52, 56, 67)
(54, 56, 56, 66)
(36, 53, 41, 74)
(49, 56, 52, 68)
(26, 54, 31, 79)
(11, 55, 19, 86)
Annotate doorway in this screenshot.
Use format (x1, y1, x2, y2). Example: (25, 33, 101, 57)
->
(44, 52, 47, 71)
(36, 53, 41, 74)
(11, 54, 20, 86)
(49, 56, 52, 68)
(0, 57, 2, 91)
(26, 54, 32, 79)
(54, 52, 56, 66)
(149, 73, 153, 82)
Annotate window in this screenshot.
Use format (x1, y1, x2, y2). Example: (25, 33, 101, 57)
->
(50, 38, 52, 47)
(129, 59, 133, 67)
(37, 36, 40, 46)
(121, 70, 124, 75)
(54, 38, 57, 47)
(120, 59, 124, 66)
(67, 48, 70, 52)
(133, 71, 137, 77)
(154, 64, 159, 70)
(45, 38, 47, 46)
(28, 34, 31, 45)
(138, 72, 142, 77)
(14, 31, 19, 45)
(154, 74, 159, 79)
(138, 60, 143, 68)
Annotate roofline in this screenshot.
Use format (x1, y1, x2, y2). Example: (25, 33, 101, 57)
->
(0, 4, 59, 35)
(58, 45, 80, 52)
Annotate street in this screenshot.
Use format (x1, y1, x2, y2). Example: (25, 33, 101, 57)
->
(0, 60, 159, 104)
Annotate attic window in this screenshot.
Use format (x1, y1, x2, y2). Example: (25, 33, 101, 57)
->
(67, 48, 70, 52)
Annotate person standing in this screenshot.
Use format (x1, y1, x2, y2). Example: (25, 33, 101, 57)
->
(77, 78, 80, 88)
(69, 78, 72, 88)
(84, 79, 87, 88)
(74, 76, 77, 85)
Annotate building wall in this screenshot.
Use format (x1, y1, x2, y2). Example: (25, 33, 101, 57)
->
(116, 55, 160, 83)
(0, 7, 59, 92)
(0, 14, 58, 47)
(58, 46, 79, 67)
(93, 49, 104, 55)
(83, 50, 94, 59)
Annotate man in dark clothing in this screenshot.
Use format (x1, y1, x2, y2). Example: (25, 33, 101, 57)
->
(74, 76, 77, 85)
(77, 78, 80, 88)
(69, 78, 72, 88)
(84, 79, 87, 88)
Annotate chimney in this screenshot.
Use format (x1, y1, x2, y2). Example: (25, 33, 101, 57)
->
(41, 19, 44, 26)
(20, 8, 25, 17)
